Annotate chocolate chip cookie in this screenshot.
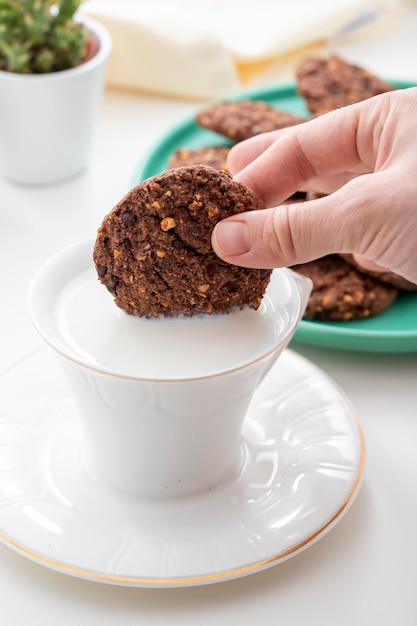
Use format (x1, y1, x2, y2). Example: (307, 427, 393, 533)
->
(291, 255, 398, 321)
(195, 99, 307, 142)
(168, 145, 231, 172)
(296, 55, 394, 115)
(94, 165, 272, 318)
(340, 253, 417, 291)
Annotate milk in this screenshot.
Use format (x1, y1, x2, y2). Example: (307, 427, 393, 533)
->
(29, 239, 309, 497)
(55, 267, 290, 380)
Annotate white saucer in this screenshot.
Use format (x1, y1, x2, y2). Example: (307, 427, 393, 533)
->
(0, 348, 364, 587)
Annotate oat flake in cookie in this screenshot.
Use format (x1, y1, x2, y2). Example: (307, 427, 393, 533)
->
(93, 165, 272, 318)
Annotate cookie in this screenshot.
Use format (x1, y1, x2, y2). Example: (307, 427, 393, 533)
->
(339, 253, 417, 291)
(94, 165, 272, 318)
(296, 55, 394, 115)
(168, 146, 231, 172)
(195, 99, 307, 142)
(291, 255, 398, 321)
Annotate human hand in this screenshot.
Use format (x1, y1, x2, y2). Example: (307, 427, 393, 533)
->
(211, 88, 417, 284)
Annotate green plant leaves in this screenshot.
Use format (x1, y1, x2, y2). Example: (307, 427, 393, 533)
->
(0, 0, 88, 73)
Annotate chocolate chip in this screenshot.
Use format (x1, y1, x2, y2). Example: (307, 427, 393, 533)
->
(121, 211, 134, 226)
(108, 275, 120, 288)
(206, 262, 217, 278)
(96, 264, 107, 277)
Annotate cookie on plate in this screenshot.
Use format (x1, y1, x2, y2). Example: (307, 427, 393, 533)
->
(94, 165, 272, 318)
(195, 99, 307, 142)
(339, 253, 417, 292)
(168, 145, 231, 172)
(296, 55, 394, 115)
(291, 255, 398, 321)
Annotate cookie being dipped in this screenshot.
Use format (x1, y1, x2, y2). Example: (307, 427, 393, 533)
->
(93, 165, 272, 318)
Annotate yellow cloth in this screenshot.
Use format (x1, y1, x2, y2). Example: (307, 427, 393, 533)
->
(81, 0, 395, 100)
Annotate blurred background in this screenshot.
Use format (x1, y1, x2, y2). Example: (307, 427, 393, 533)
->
(81, 0, 417, 100)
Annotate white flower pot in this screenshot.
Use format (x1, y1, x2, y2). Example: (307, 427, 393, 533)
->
(0, 16, 112, 185)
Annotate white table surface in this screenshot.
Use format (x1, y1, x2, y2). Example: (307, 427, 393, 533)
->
(1, 6, 417, 624)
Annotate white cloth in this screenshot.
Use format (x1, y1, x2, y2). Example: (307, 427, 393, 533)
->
(81, 0, 396, 100)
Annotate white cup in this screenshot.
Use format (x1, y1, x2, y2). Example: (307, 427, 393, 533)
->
(28, 239, 311, 499)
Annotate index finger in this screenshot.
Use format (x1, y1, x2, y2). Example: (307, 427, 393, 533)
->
(231, 95, 386, 207)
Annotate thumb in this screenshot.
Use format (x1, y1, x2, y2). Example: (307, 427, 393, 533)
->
(211, 176, 378, 269)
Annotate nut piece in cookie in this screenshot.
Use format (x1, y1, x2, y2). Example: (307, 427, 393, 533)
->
(291, 255, 398, 321)
(195, 99, 307, 142)
(94, 165, 272, 318)
(168, 146, 231, 173)
(296, 55, 394, 115)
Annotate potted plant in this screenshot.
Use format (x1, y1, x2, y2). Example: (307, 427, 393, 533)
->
(0, 0, 112, 185)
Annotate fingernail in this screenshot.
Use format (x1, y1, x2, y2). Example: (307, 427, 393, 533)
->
(213, 220, 250, 256)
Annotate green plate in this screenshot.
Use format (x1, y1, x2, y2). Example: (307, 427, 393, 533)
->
(131, 81, 417, 354)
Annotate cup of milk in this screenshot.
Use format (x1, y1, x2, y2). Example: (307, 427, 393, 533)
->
(28, 239, 311, 499)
